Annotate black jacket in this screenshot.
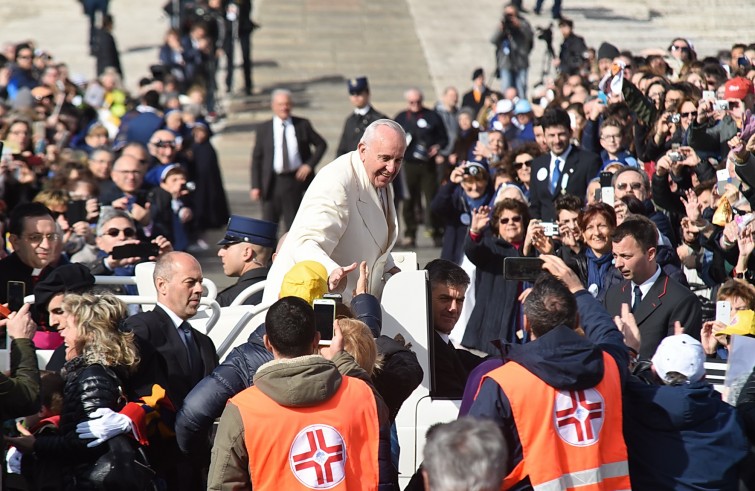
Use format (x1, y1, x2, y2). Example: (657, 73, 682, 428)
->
(336, 106, 387, 157)
(216, 267, 268, 307)
(559, 33, 587, 74)
(394, 107, 448, 163)
(33, 359, 126, 489)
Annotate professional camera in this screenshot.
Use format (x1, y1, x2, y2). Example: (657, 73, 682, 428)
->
(536, 24, 553, 43)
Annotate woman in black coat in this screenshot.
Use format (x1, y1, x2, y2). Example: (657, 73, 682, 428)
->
(462, 198, 529, 355)
(8, 294, 144, 490)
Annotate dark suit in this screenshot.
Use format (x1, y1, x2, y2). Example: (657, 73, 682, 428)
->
(336, 106, 387, 157)
(125, 305, 218, 409)
(124, 305, 219, 491)
(216, 267, 268, 307)
(460, 87, 490, 115)
(529, 146, 601, 221)
(250, 116, 327, 230)
(604, 271, 702, 359)
(432, 331, 483, 398)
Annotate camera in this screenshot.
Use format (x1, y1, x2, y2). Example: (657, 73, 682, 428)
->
(667, 113, 681, 124)
(669, 151, 683, 163)
(541, 222, 559, 237)
(411, 142, 429, 162)
(181, 181, 197, 192)
(536, 24, 553, 43)
(463, 165, 481, 177)
(714, 100, 730, 111)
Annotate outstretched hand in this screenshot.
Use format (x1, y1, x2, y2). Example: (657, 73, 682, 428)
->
(614, 303, 640, 353)
(329, 262, 358, 293)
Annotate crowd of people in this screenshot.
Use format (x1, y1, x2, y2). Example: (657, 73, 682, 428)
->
(1, 0, 755, 490)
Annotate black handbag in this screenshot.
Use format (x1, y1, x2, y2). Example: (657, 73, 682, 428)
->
(79, 433, 157, 491)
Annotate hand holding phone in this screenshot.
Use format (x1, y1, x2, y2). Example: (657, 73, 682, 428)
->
(716, 300, 732, 325)
(111, 242, 160, 260)
(313, 299, 336, 346)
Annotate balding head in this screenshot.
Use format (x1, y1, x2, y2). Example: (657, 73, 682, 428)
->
(154, 251, 204, 320)
(111, 155, 143, 193)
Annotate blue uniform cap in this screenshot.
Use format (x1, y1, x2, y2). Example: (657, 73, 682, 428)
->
(217, 215, 278, 248)
(347, 77, 369, 95)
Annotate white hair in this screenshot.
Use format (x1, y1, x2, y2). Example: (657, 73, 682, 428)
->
(271, 88, 292, 101)
(359, 119, 406, 146)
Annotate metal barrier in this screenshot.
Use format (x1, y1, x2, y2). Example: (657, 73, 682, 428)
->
(93, 275, 218, 299)
(216, 302, 272, 358)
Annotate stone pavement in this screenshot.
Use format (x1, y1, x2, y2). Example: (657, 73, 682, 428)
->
(2, 0, 754, 285)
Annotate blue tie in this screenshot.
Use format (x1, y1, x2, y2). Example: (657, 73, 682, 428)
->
(550, 158, 562, 195)
(632, 285, 642, 313)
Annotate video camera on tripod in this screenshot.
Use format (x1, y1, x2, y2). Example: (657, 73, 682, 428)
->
(536, 23, 555, 57)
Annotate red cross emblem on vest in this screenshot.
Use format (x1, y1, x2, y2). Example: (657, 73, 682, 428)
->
(289, 424, 347, 489)
(553, 387, 604, 447)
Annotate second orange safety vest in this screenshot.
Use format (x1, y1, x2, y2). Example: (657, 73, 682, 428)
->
(230, 373, 380, 490)
(483, 351, 631, 491)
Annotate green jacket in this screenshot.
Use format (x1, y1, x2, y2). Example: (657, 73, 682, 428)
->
(0, 338, 40, 420)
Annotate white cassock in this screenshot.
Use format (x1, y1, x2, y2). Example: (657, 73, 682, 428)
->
(262, 151, 398, 305)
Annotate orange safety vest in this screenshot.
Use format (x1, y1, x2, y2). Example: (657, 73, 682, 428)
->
(483, 351, 631, 491)
(230, 374, 380, 490)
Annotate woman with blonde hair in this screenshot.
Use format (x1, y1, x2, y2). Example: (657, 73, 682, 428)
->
(338, 318, 382, 377)
(8, 293, 151, 490)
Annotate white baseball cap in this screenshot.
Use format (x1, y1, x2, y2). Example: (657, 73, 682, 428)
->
(495, 99, 514, 115)
(651, 334, 705, 384)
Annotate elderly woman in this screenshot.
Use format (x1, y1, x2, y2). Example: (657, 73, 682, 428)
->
(8, 293, 147, 490)
(462, 198, 530, 354)
(502, 142, 542, 199)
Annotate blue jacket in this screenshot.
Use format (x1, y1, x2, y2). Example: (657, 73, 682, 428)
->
(468, 290, 628, 491)
(624, 379, 748, 490)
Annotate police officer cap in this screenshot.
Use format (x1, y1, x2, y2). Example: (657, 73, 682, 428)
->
(347, 77, 369, 95)
(217, 215, 278, 248)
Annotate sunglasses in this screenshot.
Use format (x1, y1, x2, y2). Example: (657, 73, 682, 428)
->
(499, 216, 523, 225)
(671, 45, 690, 53)
(680, 111, 698, 118)
(34, 95, 53, 102)
(102, 227, 136, 238)
(151, 140, 176, 148)
(616, 182, 643, 191)
(514, 160, 532, 170)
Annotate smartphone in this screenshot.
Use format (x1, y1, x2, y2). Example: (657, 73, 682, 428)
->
(111, 242, 159, 260)
(716, 300, 732, 325)
(599, 171, 614, 207)
(7, 281, 26, 313)
(313, 299, 336, 345)
(322, 293, 343, 304)
(503, 257, 544, 282)
(65, 200, 89, 224)
(478, 132, 490, 147)
(717, 169, 730, 196)
(702, 90, 716, 101)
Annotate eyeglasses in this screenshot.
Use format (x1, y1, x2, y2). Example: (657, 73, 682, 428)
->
(680, 111, 698, 118)
(102, 227, 136, 238)
(600, 134, 621, 141)
(34, 95, 53, 102)
(407, 100, 422, 105)
(671, 45, 690, 53)
(616, 182, 644, 191)
(513, 160, 532, 170)
(151, 140, 176, 148)
(23, 233, 60, 245)
(499, 216, 523, 225)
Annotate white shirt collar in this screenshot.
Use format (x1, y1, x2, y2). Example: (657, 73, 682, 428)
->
(632, 265, 662, 298)
(157, 301, 185, 329)
(273, 115, 293, 126)
(354, 105, 371, 116)
(550, 144, 573, 164)
(436, 330, 451, 344)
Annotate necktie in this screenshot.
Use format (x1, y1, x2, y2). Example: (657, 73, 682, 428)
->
(632, 285, 642, 313)
(378, 188, 388, 218)
(281, 122, 291, 172)
(550, 158, 562, 195)
(179, 322, 202, 377)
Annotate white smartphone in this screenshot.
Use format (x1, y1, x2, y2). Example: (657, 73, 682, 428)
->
(313, 298, 336, 346)
(717, 169, 730, 195)
(716, 300, 732, 325)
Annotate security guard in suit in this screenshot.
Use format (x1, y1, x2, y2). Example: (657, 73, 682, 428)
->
(336, 77, 388, 157)
(216, 215, 277, 307)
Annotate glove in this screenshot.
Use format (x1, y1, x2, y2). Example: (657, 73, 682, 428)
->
(75, 407, 132, 448)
